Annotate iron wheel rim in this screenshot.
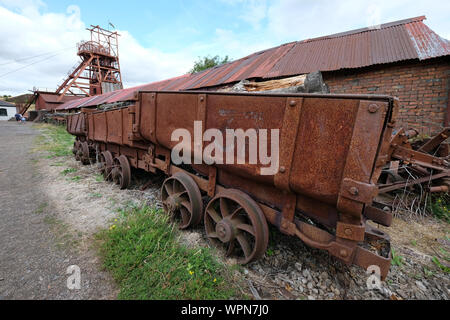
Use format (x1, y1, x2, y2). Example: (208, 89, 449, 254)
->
(161, 172, 203, 229)
(204, 189, 268, 264)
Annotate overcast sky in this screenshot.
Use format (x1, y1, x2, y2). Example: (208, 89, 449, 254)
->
(0, 0, 449, 96)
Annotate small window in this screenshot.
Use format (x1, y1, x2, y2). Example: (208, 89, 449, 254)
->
(0, 108, 7, 116)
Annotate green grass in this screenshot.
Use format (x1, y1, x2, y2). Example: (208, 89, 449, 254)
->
(391, 248, 404, 267)
(432, 256, 450, 273)
(34, 202, 48, 215)
(61, 168, 77, 176)
(67, 175, 82, 182)
(89, 192, 102, 198)
(429, 195, 450, 223)
(96, 204, 241, 300)
(33, 123, 75, 158)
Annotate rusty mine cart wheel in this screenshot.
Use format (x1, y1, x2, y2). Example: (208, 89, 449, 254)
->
(79, 141, 91, 165)
(74, 141, 82, 161)
(98, 150, 114, 181)
(73, 140, 80, 155)
(204, 189, 269, 264)
(111, 155, 131, 190)
(161, 172, 203, 230)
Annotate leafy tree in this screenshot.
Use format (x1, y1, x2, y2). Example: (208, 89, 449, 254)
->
(189, 55, 230, 74)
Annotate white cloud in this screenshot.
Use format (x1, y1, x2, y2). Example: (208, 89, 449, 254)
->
(0, 1, 195, 95)
(265, 0, 450, 42)
(220, 0, 268, 30)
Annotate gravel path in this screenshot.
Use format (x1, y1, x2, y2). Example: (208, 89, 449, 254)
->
(0, 122, 116, 299)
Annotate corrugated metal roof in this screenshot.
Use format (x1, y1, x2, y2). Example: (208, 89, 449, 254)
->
(37, 92, 81, 103)
(0, 100, 15, 107)
(57, 16, 450, 111)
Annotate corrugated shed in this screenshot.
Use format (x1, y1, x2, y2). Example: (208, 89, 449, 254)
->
(57, 16, 450, 111)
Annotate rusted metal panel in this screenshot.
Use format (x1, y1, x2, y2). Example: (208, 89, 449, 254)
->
(405, 20, 450, 60)
(66, 112, 86, 136)
(106, 108, 123, 145)
(93, 112, 107, 142)
(155, 93, 199, 149)
(290, 98, 359, 204)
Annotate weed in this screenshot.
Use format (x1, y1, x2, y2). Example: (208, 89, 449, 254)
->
(68, 176, 82, 182)
(423, 266, 435, 278)
(431, 256, 450, 273)
(50, 162, 64, 167)
(96, 204, 241, 300)
(43, 215, 58, 225)
(89, 192, 102, 198)
(35, 202, 48, 215)
(411, 240, 417, 246)
(391, 248, 404, 267)
(438, 247, 450, 261)
(61, 168, 77, 176)
(429, 196, 450, 223)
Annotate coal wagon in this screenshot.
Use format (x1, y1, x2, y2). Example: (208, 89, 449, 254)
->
(67, 91, 398, 279)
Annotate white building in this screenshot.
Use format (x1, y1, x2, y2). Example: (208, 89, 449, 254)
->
(0, 100, 17, 121)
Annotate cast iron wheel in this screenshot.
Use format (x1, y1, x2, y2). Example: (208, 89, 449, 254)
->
(161, 172, 203, 229)
(80, 142, 90, 165)
(73, 140, 80, 155)
(74, 141, 82, 161)
(204, 189, 269, 264)
(111, 155, 131, 189)
(99, 151, 113, 181)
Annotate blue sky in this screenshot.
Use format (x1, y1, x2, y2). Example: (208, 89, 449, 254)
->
(43, 0, 250, 53)
(1, 0, 449, 95)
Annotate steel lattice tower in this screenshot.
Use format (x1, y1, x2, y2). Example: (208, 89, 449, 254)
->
(55, 25, 123, 101)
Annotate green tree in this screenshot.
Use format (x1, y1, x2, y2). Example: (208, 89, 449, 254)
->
(189, 55, 230, 74)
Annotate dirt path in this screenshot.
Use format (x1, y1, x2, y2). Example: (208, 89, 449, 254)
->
(0, 122, 116, 299)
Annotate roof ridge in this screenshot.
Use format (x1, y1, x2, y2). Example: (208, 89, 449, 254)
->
(298, 15, 426, 44)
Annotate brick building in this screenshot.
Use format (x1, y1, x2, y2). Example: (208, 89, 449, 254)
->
(58, 16, 449, 135)
(323, 52, 449, 136)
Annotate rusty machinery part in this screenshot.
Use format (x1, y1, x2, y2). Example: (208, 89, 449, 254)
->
(73, 140, 80, 155)
(74, 141, 82, 161)
(79, 141, 91, 165)
(378, 127, 450, 194)
(75, 143, 84, 162)
(111, 155, 132, 190)
(100, 151, 114, 181)
(161, 172, 203, 229)
(204, 189, 269, 264)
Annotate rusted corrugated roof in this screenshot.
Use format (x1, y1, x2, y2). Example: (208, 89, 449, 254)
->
(268, 16, 449, 77)
(57, 16, 449, 111)
(37, 92, 81, 103)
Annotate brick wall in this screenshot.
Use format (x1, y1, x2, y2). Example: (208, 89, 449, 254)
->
(322, 58, 450, 136)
